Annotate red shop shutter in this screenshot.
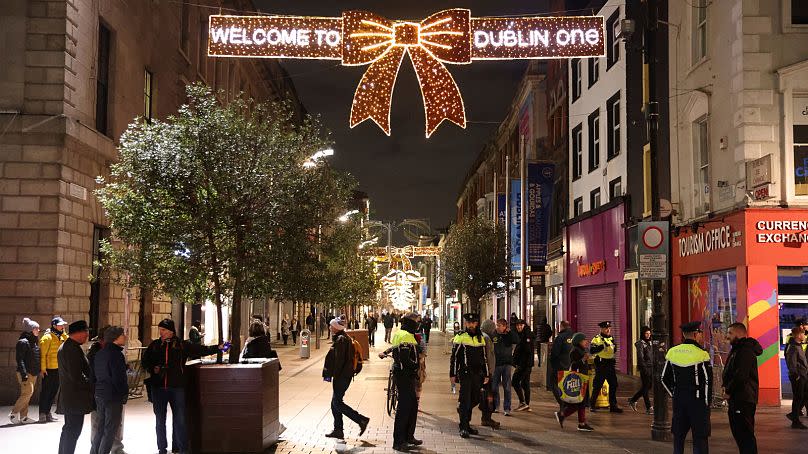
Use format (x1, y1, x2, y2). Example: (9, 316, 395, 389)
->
(575, 284, 624, 370)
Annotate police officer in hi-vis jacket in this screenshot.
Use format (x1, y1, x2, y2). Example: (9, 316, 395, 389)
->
(450, 313, 490, 439)
(590, 321, 623, 412)
(662, 321, 713, 454)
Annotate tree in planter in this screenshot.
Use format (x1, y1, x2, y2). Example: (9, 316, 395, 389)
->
(320, 222, 378, 312)
(440, 217, 509, 314)
(96, 84, 348, 362)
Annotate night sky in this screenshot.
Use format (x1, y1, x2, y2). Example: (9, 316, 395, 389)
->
(254, 1, 552, 231)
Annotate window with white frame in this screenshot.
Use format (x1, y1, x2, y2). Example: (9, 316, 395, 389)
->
(609, 177, 622, 200)
(692, 0, 707, 63)
(606, 10, 620, 68)
(574, 197, 583, 217)
(571, 59, 582, 101)
(590, 188, 601, 210)
(607, 92, 621, 159)
(572, 124, 583, 180)
(789, 0, 808, 26)
(693, 116, 710, 216)
(588, 109, 600, 173)
(588, 57, 599, 87)
(794, 124, 808, 196)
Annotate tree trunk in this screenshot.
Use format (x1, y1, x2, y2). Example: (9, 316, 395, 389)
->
(467, 295, 481, 316)
(229, 276, 243, 364)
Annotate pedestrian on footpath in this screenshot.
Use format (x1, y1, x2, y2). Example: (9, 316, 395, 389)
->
(384, 312, 395, 343)
(364, 313, 377, 347)
(421, 314, 432, 344)
(512, 319, 534, 412)
(590, 321, 623, 413)
(489, 318, 518, 416)
(306, 313, 315, 333)
(39, 316, 69, 422)
(281, 316, 290, 345)
(142, 318, 223, 454)
(88, 327, 126, 454)
(57, 320, 93, 454)
(628, 326, 654, 414)
(785, 326, 808, 430)
(554, 332, 595, 432)
(450, 313, 490, 438)
(535, 316, 553, 367)
(722, 322, 762, 453)
(549, 321, 573, 410)
(323, 317, 369, 439)
(662, 321, 712, 454)
(10, 317, 41, 424)
(479, 319, 501, 429)
(290, 317, 300, 345)
(90, 326, 128, 454)
(188, 320, 203, 345)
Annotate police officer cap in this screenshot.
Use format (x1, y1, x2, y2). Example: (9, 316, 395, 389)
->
(463, 313, 480, 323)
(598, 321, 611, 328)
(680, 321, 702, 333)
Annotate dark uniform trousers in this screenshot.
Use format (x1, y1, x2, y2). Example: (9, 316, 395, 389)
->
(458, 371, 483, 430)
(591, 359, 618, 408)
(672, 396, 710, 454)
(393, 373, 418, 446)
(728, 400, 757, 454)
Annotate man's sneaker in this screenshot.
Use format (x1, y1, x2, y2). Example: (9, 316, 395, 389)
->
(503, 411, 511, 416)
(9, 414, 20, 425)
(20, 417, 35, 424)
(358, 417, 370, 436)
(610, 406, 624, 413)
(645, 407, 654, 415)
(628, 399, 638, 413)
(523, 405, 532, 412)
(515, 402, 528, 411)
(46, 413, 59, 422)
(492, 409, 499, 414)
(325, 430, 345, 439)
(792, 421, 808, 430)
(577, 423, 595, 432)
(459, 429, 470, 438)
(554, 411, 564, 428)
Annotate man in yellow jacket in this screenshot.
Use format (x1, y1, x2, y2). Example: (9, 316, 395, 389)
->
(39, 316, 68, 422)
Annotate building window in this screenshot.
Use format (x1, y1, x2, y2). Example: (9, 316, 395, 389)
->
(609, 177, 622, 200)
(96, 23, 111, 136)
(89, 226, 110, 338)
(607, 92, 621, 159)
(588, 109, 600, 173)
(180, 1, 191, 56)
(694, 116, 710, 216)
(571, 58, 581, 102)
(572, 124, 583, 180)
(588, 57, 599, 87)
(643, 144, 652, 217)
(198, 18, 209, 79)
(692, 0, 707, 63)
(792, 0, 808, 25)
(606, 10, 620, 68)
(143, 69, 153, 123)
(574, 197, 583, 217)
(590, 188, 601, 210)
(794, 125, 808, 196)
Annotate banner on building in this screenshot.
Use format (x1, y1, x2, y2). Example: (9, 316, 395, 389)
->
(527, 162, 555, 267)
(497, 193, 507, 226)
(510, 179, 521, 271)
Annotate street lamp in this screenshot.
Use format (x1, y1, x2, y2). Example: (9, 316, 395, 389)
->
(338, 209, 360, 223)
(303, 148, 335, 168)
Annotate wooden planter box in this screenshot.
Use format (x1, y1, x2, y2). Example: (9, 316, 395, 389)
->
(187, 359, 281, 453)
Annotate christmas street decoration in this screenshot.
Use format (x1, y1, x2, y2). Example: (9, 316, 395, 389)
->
(208, 10, 604, 137)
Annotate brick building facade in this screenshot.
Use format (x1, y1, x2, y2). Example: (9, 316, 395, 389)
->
(0, 0, 303, 403)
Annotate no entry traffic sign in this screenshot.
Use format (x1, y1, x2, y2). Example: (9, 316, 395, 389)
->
(638, 221, 669, 280)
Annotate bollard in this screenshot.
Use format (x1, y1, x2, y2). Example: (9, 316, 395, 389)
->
(300, 329, 311, 358)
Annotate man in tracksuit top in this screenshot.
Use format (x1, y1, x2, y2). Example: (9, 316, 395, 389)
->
(450, 313, 490, 438)
(662, 321, 713, 454)
(387, 314, 421, 451)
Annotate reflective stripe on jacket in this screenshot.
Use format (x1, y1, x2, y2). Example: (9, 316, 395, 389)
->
(590, 334, 616, 360)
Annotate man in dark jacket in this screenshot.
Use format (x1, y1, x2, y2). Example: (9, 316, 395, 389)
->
(548, 321, 573, 409)
(512, 320, 534, 411)
(364, 313, 378, 347)
(142, 318, 222, 454)
(490, 318, 519, 415)
(384, 313, 395, 343)
(88, 327, 126, 454)
(11, 317, 41, 424)
(721, 322, 762, 454)
(91, 326, 128, 454)
(786, 327, 808, 430)
(323, 318, 369, 439)
(629, 326, 654, 414)
(57, 320, 93, 454)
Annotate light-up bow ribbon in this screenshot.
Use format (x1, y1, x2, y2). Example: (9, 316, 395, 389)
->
(342, 9, 471, 138)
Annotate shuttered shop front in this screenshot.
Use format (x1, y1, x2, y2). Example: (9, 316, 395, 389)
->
(575, 284, 625, 371)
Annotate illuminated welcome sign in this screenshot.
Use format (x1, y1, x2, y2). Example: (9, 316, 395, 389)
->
(209, 10, 604, 137)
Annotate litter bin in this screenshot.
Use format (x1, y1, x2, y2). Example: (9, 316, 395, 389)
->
(299, 329, 311, 358)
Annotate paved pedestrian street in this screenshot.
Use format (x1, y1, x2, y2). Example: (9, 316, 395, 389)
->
(0, 329, 804, 453)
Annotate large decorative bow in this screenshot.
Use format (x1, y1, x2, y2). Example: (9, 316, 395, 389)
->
(342, 9, 471, 137)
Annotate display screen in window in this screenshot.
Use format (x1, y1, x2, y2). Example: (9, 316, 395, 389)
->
(795, 126, 808, 196)
(687, 271, 737, 361)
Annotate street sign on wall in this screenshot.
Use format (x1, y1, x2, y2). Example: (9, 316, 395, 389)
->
(638, 221, 668, 280)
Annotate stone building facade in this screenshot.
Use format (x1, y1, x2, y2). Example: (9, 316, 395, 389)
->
(0, 0, 303, 403)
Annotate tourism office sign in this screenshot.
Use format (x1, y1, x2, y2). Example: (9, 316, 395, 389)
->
(208, 10, 605, 137)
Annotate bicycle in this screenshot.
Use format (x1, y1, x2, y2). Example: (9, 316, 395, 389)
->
(380, 351, 397, 416)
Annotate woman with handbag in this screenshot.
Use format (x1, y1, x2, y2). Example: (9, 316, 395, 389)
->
(554, 332, 595, 432)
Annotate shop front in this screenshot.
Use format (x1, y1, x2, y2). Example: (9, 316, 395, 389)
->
(672, 208, 808, 406)
(565, 203, 629, 372)
(546, 255, 565, 331)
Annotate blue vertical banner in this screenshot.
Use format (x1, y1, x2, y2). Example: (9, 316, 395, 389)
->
(510, 179, 521, 271)
(527, 163, 555, 267)
(497, 193, 507, 226)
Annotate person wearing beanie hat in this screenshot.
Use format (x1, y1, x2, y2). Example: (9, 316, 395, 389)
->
(554, 332, 595, 432)
(142, 319, 223, 454)
(10, 318, 41, 424)
(90, 325, 128, 454)
(322, 313, 369, 440)
(87, 326, 127, 454)
(39, 316, 68, 423)
(57, 320, 93, 454)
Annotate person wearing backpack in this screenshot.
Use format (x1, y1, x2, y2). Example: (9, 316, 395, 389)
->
(323, 317, 370, 440)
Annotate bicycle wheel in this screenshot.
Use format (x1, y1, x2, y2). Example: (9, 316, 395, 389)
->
(386, 371, 397, 416)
